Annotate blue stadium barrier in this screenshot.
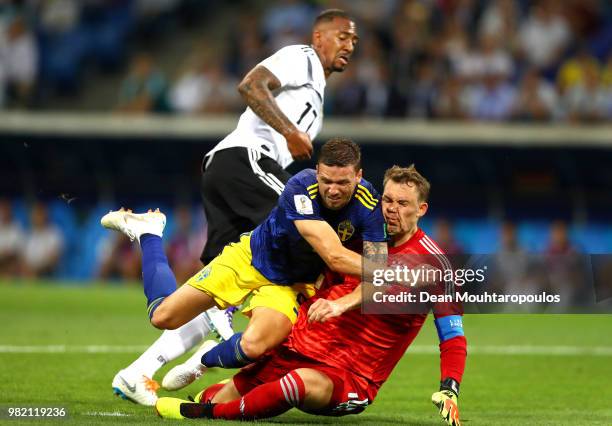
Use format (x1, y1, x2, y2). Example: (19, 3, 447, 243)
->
(48, 200, 79, 279)
(9, 197, 612, 279)
(11, 199, 29, 229)
(574, 224, 612, 254)
(516, 221, 550, 253)
(453, 220, 499, 254)
(72, 204, 114, 280)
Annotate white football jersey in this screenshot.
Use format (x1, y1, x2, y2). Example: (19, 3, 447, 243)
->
(206, 45, 326, 169)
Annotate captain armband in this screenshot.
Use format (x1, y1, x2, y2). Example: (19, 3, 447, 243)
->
(434, 315, 464, 342)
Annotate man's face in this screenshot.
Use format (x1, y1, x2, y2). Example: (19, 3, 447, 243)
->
(316, 163, 362, 210)
(312, 18, 358, 73)
(382, 181, 427, 236)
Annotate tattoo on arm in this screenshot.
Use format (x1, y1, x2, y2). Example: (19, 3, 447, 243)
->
(238, 66, 296, 137)
(362, 241, 388, 291)
(363, 241, 388, 260)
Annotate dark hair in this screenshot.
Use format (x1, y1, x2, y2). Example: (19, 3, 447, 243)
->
(383, 165, 431, 202)
(318, 137, 361, 170)
(314, 9, 352, 27)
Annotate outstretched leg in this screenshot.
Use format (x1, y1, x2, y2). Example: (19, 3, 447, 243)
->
(112, 311, 214, 405)
(140, 232, 217, 329)
(156, 368, 334, 420)
(101, 209, 217, 328)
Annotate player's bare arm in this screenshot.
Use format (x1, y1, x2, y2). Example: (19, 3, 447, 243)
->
(300, 237, 387, 284)
(308, 240, 388, 322)
(307, 282, 360, 323)
(295, 220, 388, 323)
(238, 66, 312, 160)
(336, 240, 388, 308)
(294, 219, 362, 276)
(363, 240, 388, 279)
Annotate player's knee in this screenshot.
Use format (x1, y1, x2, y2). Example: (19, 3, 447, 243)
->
(150, 305, 180, 330)
(210, 381, 241, 404)
(301, 371, 332, 396)
(239, 334, 268, 360)
(294, 369, 333, 409)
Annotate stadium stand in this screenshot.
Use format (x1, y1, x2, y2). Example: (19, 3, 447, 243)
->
(0, 0, 610, 287)
(0, 0, 609, 120)
(1, 115, 611, 280)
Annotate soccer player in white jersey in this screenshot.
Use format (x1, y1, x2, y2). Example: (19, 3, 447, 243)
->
(201, 8, 358, 264)
(110, 9, 359, 406)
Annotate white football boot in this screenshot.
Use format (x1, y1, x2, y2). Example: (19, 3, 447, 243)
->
(112, 369, 160, 406)
(161, 340, 218, 391)
(207, 306, 237, 341)
(100, 208, 166, 242)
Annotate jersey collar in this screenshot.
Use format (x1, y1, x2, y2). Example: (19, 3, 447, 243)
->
(389, 228, 424, 254)
(310, 45, 326, 94)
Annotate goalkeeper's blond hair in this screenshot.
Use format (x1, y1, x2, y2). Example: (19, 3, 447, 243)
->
(383, 165, 430, 202)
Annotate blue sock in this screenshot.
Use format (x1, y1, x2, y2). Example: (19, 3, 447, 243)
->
(202, 332, 253, 368)
(140, 233, 177, 319)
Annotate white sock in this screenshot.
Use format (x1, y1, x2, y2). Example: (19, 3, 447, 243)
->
(126, 311, 212, 378)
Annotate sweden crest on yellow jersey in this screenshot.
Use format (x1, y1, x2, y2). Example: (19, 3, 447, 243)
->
(337, 220, 355, 242)
(195, 265, 212, 282)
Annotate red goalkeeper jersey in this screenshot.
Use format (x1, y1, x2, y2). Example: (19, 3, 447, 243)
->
(284, 228, 467, 395)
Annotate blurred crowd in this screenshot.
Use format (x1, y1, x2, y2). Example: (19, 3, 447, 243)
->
(434, 219, 594, 309)
(0, 199, 593, 292)
(115, 0, 612, 122)
(0, 198, 205, 283)
(76, 0, 612, 124)
(96, 204, 204, 283)
(488, 220, 594, 309)
(0, 199, 63, 278)
(0, 0, 207, 107)
(0, 0, 610, 122)
(3, 196, 607, 309)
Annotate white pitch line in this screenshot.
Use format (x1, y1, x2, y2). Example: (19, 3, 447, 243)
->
(83, 411, 132, 417)
(0, 344, 611, 356)
(407, 345, 612, 356)
(0, 345, 149, 353)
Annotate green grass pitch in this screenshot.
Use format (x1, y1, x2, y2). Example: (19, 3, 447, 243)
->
(0, 282, 611, 425)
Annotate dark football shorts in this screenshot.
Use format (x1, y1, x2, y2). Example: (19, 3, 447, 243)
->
(200, 147, 291, 264)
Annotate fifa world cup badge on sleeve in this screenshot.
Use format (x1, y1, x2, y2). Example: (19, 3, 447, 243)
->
(294, 195, 313, 214)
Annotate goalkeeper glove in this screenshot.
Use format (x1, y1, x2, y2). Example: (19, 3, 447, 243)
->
(431, 377, 461, 426)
